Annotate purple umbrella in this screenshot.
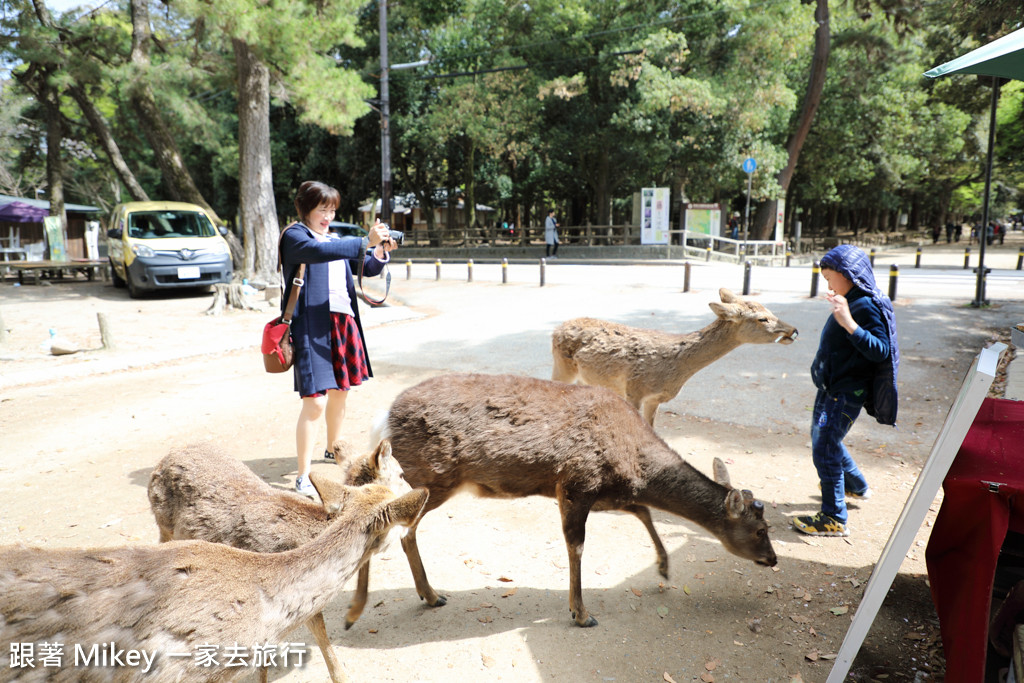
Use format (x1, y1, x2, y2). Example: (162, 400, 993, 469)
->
(0, 201, 49, 223)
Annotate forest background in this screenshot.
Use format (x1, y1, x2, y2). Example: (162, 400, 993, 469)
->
(1, 0, 1024, 284)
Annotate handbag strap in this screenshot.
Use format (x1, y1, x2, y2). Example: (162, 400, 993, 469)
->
(277, 223, 305, 324)
(282, 264, 305, 324)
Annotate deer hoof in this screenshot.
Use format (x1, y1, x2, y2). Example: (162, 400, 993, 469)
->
(428, 595, 448, 607)
(571, 611, 598, 627)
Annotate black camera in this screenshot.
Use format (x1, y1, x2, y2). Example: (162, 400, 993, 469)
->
(382, 226, 404, 246)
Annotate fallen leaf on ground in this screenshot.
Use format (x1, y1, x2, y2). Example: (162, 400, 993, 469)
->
(663, 673, 678, 683)
(501, 588, 517, 598)
(700, 674, 714, 683)
(790, 614, 812, 624)
(657, 605, 669, 618)
(805, 651, 819, 662)
(705, 659, 719, 671)
(481, 654, 496, 668)
(497, 576, 513, 582)
(830, 605, 850, 616)
(632, 588, 643, 597)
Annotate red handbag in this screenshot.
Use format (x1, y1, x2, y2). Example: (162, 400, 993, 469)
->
(262, 263, 305, 373)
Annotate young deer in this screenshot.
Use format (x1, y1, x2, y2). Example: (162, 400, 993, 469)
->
(551, 288, 799, 426)
(0, 483, 427, 683)
(147, 440, 409, 683)
(348, 372, 776, 629)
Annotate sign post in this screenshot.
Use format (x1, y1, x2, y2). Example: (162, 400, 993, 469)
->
(742, 157, 756, 254)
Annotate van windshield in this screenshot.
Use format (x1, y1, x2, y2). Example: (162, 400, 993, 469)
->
(128, 211, 216, 239)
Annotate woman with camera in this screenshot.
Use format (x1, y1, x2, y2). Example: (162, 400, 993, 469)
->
(280, 180, 397, 496)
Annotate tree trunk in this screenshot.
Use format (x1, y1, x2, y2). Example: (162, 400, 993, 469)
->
(753, 0, 830, 240)
(595, 146, 611, 226)
(68, 85, 150, 202)
(234, 38, 279, 285)
(464, 138, 476, 230)
(42, 80, 68, 249)
(128, 0, 220, 222)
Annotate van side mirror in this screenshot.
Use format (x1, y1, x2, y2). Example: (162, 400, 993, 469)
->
(218, 226, 229, 237)
(106, 228, 122, 239)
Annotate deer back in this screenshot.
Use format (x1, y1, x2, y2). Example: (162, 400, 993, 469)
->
(148, 443, 329, 551)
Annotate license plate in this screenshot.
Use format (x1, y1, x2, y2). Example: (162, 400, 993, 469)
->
(177, 266, 200, 280)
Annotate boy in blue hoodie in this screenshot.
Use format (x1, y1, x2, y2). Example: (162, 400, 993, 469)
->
(794, 245, 899, 537)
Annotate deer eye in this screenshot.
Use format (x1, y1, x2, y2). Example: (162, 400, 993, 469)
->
(757, 529, 766, 538)
(758, 317, 769, 323)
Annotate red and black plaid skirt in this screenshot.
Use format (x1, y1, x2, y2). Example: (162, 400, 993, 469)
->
(304, 313, 369, 397)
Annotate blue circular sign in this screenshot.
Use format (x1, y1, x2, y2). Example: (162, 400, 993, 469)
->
(742, 157, 757, 174)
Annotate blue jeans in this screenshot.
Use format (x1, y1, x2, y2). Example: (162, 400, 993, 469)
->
(810, 389, 869, 524)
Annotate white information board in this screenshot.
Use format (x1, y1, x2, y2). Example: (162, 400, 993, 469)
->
(640, 187, 670, 245)
(826, 343, 1008, 682)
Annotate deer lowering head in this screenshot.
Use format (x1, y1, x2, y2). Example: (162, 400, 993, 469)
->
(552, 288, 798, 425)
(344, 372, 776, 629)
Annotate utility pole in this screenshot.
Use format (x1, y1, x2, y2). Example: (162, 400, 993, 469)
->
(378, 0, 392, 226)
(377, 1, 429, 227)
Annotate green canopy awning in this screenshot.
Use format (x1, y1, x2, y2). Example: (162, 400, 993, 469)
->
(925, 26, 1024, 80)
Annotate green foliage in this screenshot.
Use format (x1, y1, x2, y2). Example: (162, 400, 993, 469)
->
(1, 0, 1022, 235)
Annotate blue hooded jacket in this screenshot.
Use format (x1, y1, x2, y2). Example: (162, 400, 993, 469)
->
(813, 245, 900, 426)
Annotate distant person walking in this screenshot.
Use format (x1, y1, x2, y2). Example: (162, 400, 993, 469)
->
(545, 208, 560, 258)
(945, 221, 954, 243)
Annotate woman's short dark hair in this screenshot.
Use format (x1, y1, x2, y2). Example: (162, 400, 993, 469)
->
(294, 181, 341, 219)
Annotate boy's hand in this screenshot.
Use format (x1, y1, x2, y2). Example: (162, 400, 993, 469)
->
(826, 291, 859, 334)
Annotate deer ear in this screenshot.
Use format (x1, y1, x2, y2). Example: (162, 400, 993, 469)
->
(725, 488, 745, 519)
(712, 457, 731, 487)
(371, 438, 391, 472)
(719, 288, 740, 303)
(709, 301, 742, 321)
(308, 469, 350, 512)
(382, 488, 429, 528)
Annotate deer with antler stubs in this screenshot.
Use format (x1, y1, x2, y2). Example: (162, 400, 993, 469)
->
(552, 288, 799, 426)
(342, 372, 776, 629)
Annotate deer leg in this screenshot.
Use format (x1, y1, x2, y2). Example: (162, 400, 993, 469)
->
(306, 611, 345, 683)
(558, 485, 597, 627)
(640, 399, 658, 427)
(551, 349, 577, 383)
(624, 504, 669, 578)
(400, 521, 447, 607)
(344, 562, 370, 630)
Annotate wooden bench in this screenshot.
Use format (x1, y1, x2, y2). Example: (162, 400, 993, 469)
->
(8, 259, 109, 285)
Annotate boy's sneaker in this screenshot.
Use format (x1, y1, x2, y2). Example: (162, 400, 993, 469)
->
(818, 483, 873, 500)
(793, 512, 849, 537)
(295, 474, 315, 498)
(323, 449, 335, 462)
(847, 487, 872, 500)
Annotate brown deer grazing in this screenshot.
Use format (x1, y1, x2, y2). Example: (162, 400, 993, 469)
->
(147, 440, 409, 683)
(0, 482, 427, 683)
(551, 288, 799, 426)
(348, 372, 776, 629)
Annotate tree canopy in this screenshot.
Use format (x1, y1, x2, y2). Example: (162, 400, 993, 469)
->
(1, 0, 1021, 272)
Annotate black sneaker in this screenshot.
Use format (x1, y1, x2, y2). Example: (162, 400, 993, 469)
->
(793, 512, 849, 537)
(323, 449, 335, 462)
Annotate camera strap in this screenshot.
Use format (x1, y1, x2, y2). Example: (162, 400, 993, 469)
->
(357, 252, 391, 306)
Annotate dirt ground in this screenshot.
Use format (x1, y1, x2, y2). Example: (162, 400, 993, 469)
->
(0, 261, 1022, 683)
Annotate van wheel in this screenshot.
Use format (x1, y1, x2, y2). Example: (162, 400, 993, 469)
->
(110, 261, 125, 288)
(126, 273, 143, 299)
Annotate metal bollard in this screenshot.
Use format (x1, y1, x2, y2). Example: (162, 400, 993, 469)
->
(963, 248, 970, 269)
(406, 260, 412, 280)
(1017, 247, 1023, 270)
(888, 264, 899, 301)
(869, 248, 876, 267)
(467, 259, 473, 283)
(502, 257, 508, 283)
(706, 246, 712, 262)
(435, 259, 442, 280)
(742, 261, 752, 296)
(539, 258, 546, 287)
(786, 250, 792, 267)
(810, 260, 820, 298)
(915, 247, 921, 268)
(683, 261, 691, 293)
